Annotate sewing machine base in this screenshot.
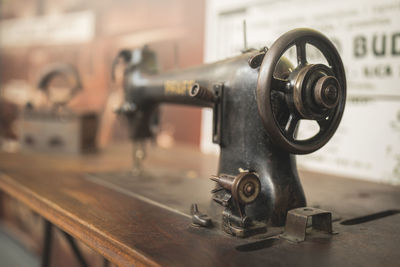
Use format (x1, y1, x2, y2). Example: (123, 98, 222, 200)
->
(86, 169, 338, 240)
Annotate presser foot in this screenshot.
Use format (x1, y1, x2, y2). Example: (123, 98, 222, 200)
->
(221, 209, 267, 238)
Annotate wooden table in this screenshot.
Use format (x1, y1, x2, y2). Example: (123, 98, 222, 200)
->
(0, 143, 400, 266)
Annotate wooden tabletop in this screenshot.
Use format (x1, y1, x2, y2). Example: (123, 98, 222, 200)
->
(0, 143, 400, 267)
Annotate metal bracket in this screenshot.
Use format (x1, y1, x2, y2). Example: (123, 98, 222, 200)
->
(280, 207, 334, 243)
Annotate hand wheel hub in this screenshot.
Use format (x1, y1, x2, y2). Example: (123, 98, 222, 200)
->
(314, 76, 339, 109)
(291, 63, 342, 121)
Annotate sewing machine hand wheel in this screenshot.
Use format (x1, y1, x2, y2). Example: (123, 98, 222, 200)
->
(257, 28, 346, 154)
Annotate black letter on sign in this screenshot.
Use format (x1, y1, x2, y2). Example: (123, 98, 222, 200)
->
(373, 34, 386, 56)
(354, 36, 367, 58)
(392, 33, 400, 56)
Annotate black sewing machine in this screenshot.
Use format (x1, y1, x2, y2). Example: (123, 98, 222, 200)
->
(113, 28, 346, 239)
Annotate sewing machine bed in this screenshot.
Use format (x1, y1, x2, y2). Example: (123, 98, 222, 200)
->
(0, 144, 399, 266)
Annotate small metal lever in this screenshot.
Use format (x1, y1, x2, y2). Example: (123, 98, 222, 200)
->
(190, 204, 212, 228)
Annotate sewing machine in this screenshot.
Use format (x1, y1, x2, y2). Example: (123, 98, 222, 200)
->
(20, 64, 98, 154)
(1, 28, 400, 267)
(112, 28, 346, 239)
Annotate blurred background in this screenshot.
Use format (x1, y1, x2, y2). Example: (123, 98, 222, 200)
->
(0, 1, 206, 266)
(0, 0, 205, 151)
(0, 0, 399, 265)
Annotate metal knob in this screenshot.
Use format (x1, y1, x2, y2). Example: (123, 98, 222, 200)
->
(210, 172, 261, 204)
(313, 75, 340, 109)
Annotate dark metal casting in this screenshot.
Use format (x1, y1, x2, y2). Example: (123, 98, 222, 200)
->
(116, 28, 346, 237)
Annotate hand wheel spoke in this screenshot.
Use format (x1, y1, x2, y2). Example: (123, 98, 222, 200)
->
(317, 117, 330, 131)
(271, 77, 288, 93)
(284, 114, 300, 139)
(296, 41, 307, 66)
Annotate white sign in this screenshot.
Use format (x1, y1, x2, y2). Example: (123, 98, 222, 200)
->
(0, 11, 95, 47)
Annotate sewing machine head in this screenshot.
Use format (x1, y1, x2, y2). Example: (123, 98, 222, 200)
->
(115, 28, 346, 237)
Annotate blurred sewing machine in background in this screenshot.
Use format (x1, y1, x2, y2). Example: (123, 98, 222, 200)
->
(19, 64, 99, 154)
